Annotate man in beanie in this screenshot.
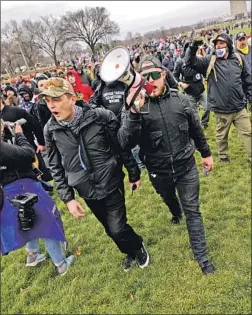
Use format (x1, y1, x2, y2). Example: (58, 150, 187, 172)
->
(118, 55, 215, 275)
(185, 33, 252, 163)
(41, 77, 149, 272)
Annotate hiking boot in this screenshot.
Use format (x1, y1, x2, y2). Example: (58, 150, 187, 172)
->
(219, 157, 230, 163)
(26, 253, 46, 267)
(171, 215, 182, 224)
(122, 254, 135, 272)
(200, 260, 215, 275)
(58, 255, 74, 276)
(135, 244, 149, 269)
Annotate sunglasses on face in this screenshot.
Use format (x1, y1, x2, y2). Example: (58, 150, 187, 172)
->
(142, 71, 162, 81)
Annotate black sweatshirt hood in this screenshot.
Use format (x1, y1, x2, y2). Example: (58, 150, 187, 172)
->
(212, 33, 234, 56)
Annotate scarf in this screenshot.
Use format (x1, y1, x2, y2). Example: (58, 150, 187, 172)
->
(238, 45, 249, 55)
(21, 101, 34, 113)
(57, 105, 83, 130)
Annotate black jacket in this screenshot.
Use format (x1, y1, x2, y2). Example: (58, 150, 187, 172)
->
(184, 33, 252, 113)
(0, 105, 45, 148)
(36, 99, 52, 130)
(44, 104, 138, 202)
(0, 133, 37, 186)
(90, 81, 127, 118)
(90, 82, 141, 182)
(118, 87, 211, 177)
(174, 57, 205, 97)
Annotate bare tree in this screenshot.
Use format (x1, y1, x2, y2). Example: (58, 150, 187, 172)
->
(60, 7, 120, 54)
(22, 16, 65, 65)
(1, 20, 36, 67)
(1, 40, 22, 74)
(59, 41, 84, 60)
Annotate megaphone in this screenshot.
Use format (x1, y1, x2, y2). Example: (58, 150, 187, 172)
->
(100, 46, 154, 112)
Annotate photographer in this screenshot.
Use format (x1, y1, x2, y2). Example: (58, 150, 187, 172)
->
(0, 120, 73, 276)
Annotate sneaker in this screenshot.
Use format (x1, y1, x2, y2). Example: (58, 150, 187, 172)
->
(26, 253, 46, 267)
(200, 260, 215, 275)
(171, 215, 182, 224)
(219, 157, 230, 163)
(57, 255, 74, 276)
(122, 254, 135, 272)
(135, 244, 149, 269)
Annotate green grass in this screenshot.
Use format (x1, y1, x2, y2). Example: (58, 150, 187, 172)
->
(1, 110, 251, 315)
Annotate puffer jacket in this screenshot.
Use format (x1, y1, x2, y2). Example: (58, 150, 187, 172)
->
(184, 33, 252, 113)
(44, 104, 139, 202)
(118, 87, 211, 177)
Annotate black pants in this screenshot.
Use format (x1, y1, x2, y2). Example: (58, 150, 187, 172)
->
(85, 182, 143, 256)
(149, 164, 208, 263)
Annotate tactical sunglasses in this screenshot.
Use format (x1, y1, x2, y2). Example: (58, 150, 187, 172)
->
(142, 71, 162, 81)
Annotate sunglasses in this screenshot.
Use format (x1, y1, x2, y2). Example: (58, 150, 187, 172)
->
(142, 71, 162, 81)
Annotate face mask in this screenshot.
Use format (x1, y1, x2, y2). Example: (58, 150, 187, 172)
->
(239, 45, 249, 55)
(216, 48, 226, 58)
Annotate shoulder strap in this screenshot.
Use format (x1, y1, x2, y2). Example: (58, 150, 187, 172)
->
(206, 55, 217, 81)
(234, 52, 243, 68)
(170, 88, 178, 97)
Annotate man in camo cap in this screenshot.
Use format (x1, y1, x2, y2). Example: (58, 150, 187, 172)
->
(41, 77, 149, 272)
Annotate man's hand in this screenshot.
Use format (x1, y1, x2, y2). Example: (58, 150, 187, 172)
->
(14, 124, 23, 134)
(67, 199, 85, 218)
(36, 145, 46, 153)
(127, 88, 145, 113)
(130, 179, 141, 191)
(178, 82, 190, 90)
(202, 156, 213, 173)
(192, 38, 204, 47)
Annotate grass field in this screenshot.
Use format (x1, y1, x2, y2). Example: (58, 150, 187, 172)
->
(1, 108, 251, 315)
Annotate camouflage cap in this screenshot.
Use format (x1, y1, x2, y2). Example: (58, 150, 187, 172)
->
(38, 77, 75, 100)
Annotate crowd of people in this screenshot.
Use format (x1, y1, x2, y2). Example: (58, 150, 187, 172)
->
(0, 26, 251, 277)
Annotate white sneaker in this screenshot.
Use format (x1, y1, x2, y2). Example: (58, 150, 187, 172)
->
(58, 255, 74, 276)
(26, 253, 46, 267)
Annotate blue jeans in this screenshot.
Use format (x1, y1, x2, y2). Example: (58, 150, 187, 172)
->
(26, 238, 65, 267)
(149, 164, 208, 263)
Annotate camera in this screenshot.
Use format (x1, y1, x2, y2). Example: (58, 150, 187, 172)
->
(11, 193, 38, 231)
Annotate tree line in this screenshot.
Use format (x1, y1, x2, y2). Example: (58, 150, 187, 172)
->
(1, 6, 120, 74)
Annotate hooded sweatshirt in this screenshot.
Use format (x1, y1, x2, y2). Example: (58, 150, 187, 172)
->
(185, 33, 252, 113)
(67, 70, 94, 102)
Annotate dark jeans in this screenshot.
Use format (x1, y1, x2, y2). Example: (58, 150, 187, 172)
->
(85, 182, 143, 256)
(149, 164, 208, 263)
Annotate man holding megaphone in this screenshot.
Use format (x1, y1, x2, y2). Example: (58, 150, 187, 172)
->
(118, 55, 215, 275)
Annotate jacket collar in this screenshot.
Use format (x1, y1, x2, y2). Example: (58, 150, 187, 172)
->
(48, 104, 97, 132)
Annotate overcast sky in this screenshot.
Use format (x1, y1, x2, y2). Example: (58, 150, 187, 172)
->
(1, 1, 251, 38)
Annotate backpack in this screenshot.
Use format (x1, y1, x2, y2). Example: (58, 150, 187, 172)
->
(206, 53, 243, 81)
